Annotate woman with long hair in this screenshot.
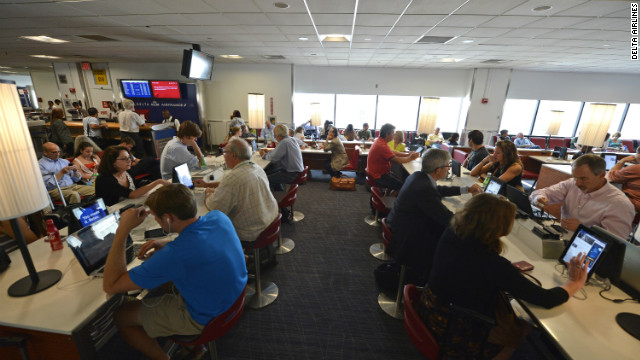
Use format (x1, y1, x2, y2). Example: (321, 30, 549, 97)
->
(470, 140, 524, 190)
(49, 107, 74, 156)
(320, 127, 349, 177)
(343, 124, 356, 141)
(73, 142, 101, 184)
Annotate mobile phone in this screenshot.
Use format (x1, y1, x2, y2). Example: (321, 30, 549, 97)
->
(512, 260, 534, 272)
(144, 228, 166, 239)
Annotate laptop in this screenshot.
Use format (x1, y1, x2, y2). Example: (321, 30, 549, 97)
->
(451, 159, 461, 177)
(551, 146, 561, 158)
(68, 198, 108, 233)
(602, 153, 617, 171)
(65, 212, 136, 277)
(172, 163, 194, 189)
(483, 176, 506, 195)
(559, 225, 610, 280)
(505, 185, 534, 217)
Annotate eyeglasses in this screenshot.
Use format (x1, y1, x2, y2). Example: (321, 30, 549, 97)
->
(439, 161, 452, 169)
(47, 150, 62, 154)
(116, 157, 132, 162)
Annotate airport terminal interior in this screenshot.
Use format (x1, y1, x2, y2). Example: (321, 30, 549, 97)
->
(1, 0, 640, 359)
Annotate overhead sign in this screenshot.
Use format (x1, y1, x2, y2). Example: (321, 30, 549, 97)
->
(93, 69, 108, 85)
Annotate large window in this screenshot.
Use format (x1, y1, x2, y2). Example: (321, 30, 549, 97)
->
(620, 104, 640, 137)
(292, 93, 335, 128)
(335, 94, 377, 129)
(575, 102, 626, 136)
(376, 96, 420, 131)
(438, 97, 465, 133)
(500, 99, 538, 135)
(534, 101, 582, 137)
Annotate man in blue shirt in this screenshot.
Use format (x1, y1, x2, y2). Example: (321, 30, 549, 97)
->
(103, 184, 247, 360)
(262, 118, 276, 145)
(513, 132, 541, 149)
(38, 142, 94, 204)
(260, 124, 304, 191)
(159, 121, 205, 180)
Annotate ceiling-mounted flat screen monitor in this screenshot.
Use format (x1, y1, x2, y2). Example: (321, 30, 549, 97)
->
(181, 49, 214, 80)
(120, 80, 152, 98)
(150, 80, 181, 99)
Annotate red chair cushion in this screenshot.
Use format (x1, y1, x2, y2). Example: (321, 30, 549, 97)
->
(343, 146, 360, 171)
(278, 184, 298, 209)
(403, 284, 440, 359)
(529, 137, 546, 148)
(522, 169, 539, 180)
(548, 138, 565, 149)
(621, 140, 635, 153)
(452, 150, 468, 163)
(246, 214, 281, 250)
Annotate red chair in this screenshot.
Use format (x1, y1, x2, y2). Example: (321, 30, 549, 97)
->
(364, 168, 380, 226)
(276, 184, 297, 254)
(452, 149, 468, 164)
(519, 155, 539, 189)
(290, 166, 309, 222)
(342, 145, 360, 172)
(375, 130, 380, 138)
(403, 284, 440, 360)
(621, 139, 635, 153)
(563, 138, 572, 148)
(377, 218, 404, 319)
(441, 143, 450, 152)
(169, 287, 246, 360)
(548, 138, 565, 149)
(370, 214, 393, 261)
(529, 137, 546, 148)
(244, 214, 281, 309)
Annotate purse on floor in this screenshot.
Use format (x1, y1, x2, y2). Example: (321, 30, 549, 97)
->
(330, 175, 356, 191)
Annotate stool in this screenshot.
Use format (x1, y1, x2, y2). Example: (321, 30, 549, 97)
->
(366, 186, 389, 229)
(168, 287, 245, 360)
(276, 184, 297, 254)
(364, 169, 380, 226)
(377, 219, 404, 319)
(290, 166, 309, 222)
(0, 336, 29, 360)
(371, 217, 393, 261)
(245, 214, 282, 309)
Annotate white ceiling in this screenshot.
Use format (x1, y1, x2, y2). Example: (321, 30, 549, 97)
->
(0, 0, 637, 74)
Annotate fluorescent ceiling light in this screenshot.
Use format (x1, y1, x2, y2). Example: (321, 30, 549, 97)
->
(298, 37, 309, 41)
(439, 58, 464, 63)
(220, 55, 242, 59)
(30, 55, 61, 59)
(320, 34, 351, 42)
(0, 66, 10, 69)
(21, 35, 68, 43)
(462, 39, 474, 44)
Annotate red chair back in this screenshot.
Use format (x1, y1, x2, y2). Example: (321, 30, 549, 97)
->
(278, 184, 298, 209)
(452, 149, 468, 163)
(246, 214, 282, 251)
(548, 138, 565, 149)
(343, 145, 360, 171)
(172, 287, 246, 346)
(375, 130, 380, 138)
(621, 139, 635, 153)
(529, 137, 546, 148)
(381, 218, 392, 247)
(293, 166, 309, 185)
(371, 187, 389, 214)
(403, 284, 440, 360)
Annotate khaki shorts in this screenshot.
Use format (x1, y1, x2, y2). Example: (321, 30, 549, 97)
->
(139, 294, 204, 338)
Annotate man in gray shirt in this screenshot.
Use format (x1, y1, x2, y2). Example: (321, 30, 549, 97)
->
(260, 124, 304, 191)
(463, 130, 490, 171)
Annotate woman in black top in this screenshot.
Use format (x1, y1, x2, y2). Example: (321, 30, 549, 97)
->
(418, 193, 588, 359)
(95, 146, 169, 206)
(470, 140, 524, 190)
(447, 133, 459, 145)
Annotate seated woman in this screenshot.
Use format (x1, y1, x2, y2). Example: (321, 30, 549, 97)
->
(447, 133, 460, 146)
(49, 108, 74, 156)
(320, 127, 349, 177)
(607, 132, 626, 151)
(240, 124, 252, 138)
(343, 124, 356, 141)
(95, 146, 170, 206)
(223, 126, 242, 144)
(73, 142, 101, 185)
(418, 193, 588, 359)
(387, 130, 406, 152)
(470, 140, 524, 191)
(606, 147, 640, 212)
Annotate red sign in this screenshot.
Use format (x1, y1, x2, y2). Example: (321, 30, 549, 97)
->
(270, 97, 273, 115)
(102, 101, 110, 108)
(81, 62, 91, 70)
(69, 88, 76, 93)
(150, 80, 181, 99)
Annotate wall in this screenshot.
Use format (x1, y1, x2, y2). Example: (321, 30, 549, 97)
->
(30, 70, 60, 109)
(465, 68, 512, 143)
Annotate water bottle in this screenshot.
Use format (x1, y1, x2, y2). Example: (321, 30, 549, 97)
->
(482, 172, 492, 190)
(88, 173, 98, 186)
(200, 157, 207, 170)
(46, 219, 63, 251)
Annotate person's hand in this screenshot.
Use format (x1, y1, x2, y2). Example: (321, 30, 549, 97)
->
(326, 132, 334, 140)
(468, 183, 482, 195)
(63, 165, 74, 173)
(410, 152, 420, 160)
(620, 155, 636, 163)
(560, 217, 580, 232)
(566, 252, 589, 284)
(193, 179, 210, 187)
(482, 154, 493, 165)
(119, 207, 149, 233)
(183, 138, 198, 148)
(137, 239, 166, 260)
(533, 195, 548, 207)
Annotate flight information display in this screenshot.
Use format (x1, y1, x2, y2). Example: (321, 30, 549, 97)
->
(150, 80, 181, 99)
(121, 80, 152, 98)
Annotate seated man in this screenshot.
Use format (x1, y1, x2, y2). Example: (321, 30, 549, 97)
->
(498, 129, 511, 142)
(39, 142, 95, 204)
(386, 149, 481, 282)
(606, 148, 640, 212)
(530, 154, 635, 239)
(199, 139, 279, 244)
(357, 122, 373, 141)
(513, 132, 541, 149)
(103, 184, 247, 360)
(260, 124, 304, 191)
(160, 121, 205, 180)
(427, 127, 444, 149)
(288, 128, 307, 149)
(367, 123, 419, 192)
(262, 118, 276, 145)
(462, 129, 490, 171)
(120, 137, 161, 180)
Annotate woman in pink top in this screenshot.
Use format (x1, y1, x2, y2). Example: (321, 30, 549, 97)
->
(606, 148, 640, 212)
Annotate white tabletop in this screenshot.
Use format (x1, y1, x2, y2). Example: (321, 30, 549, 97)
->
(528, 155, 573, 165)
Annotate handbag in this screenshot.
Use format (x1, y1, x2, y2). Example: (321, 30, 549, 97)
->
(330, 175, 356, 191)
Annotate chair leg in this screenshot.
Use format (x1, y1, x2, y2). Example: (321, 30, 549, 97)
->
(365, 209, 380, 226)
(247, 248, 278, 309)
(377, 265, 406, 320)
(291, 203, 304, 222)
(369, 242, 392, 261)
(275, 230, 295, 255)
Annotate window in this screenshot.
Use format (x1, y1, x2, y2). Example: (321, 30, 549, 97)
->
(620, 104, 640, 138)
(335, 94, 377, 129)
(534, 100, 582, 137)
(500, 99, 538, 135)
(437, 97, 464, 133)
(376, 95, 420, 131)
(575, 102, 626, 137)
(292, 93, 335, 128)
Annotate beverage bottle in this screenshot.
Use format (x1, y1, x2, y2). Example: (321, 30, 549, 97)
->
(88, 173, 98, 186)
(482, 172, 492, 190)
(199, 157, 207, 170)
(46, 219, 63, 251)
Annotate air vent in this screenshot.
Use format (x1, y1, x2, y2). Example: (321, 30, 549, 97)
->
(415, 36, 454, 44)
(263, 55, 286, 60)
(481, 59, 507, 64)
(76, 35, 118, 42)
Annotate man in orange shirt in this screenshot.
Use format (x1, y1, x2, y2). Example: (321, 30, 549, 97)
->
(366, 123, 419, 193)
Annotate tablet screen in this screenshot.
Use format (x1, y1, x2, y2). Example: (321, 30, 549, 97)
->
(485, 178, 503, 194)
(560, 226, 608, 277)
(173, 163, 194, 189)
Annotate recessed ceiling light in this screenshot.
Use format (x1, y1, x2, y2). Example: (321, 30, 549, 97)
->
(220, 55, 242, 59)
(533, 5, 552, 12)
(462, 39, 474, 44)
(30, 55, 61, 59)
(439, 58, 464, 63)
(603, 44, 611, 47)
(20, 35, 68, 43)
(298, 37, 309, 41)
(319, 34, 351, 42)
(364, 38, 371, 41)
(274, 2, 290, 9)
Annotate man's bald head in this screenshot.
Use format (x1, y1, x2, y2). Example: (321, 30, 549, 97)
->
(43, 142, 61, 160)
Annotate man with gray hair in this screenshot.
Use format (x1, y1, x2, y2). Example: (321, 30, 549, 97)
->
(118, 98, 146, 158)
(385, 148, 482, 282)
(197, 139, 279, 244)
(530, 154, 634, 238)
(260, 124, 304, 191)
